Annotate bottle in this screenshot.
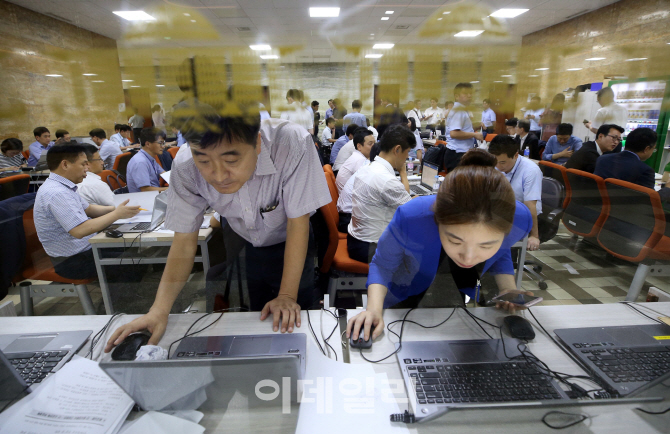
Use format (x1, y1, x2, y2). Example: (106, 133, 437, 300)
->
(433, 175, 440, 193)
(407, 159, 414, 173)
(429, 130, 433, 140)
(524, 147, 530, 158)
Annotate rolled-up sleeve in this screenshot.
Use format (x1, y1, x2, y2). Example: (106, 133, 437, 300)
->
(380, 179, 411, 208)
(164, 161, 208, 233)
(542, 137, 557, 160)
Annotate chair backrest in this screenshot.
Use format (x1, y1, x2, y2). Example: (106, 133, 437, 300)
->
(538, 160, 570, 208)
(154, 155, 163, 169)
(21, 208, 44, 272)
(112, 152, 133, 178)
(484, 133, 497, 142)
(537, 177, 565, 242)
(22, 150, 30, 160)
(98, 169, 125, 191)
(167, 147, 179, 159)
(597, 179, 665, 262)
(0, 174, 30, 201)
(319, 172, 341, 273)
(324, 170, 339, 204)
(562, 169, 609, 238)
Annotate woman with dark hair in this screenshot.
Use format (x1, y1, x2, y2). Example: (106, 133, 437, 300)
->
(347, 165, 532, 340)
(0, 138, 27, 172)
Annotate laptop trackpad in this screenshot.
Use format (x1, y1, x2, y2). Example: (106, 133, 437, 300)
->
(5, 335, 56, 352)
(605, 328, 658, 346)
(449, 342, 498, 363)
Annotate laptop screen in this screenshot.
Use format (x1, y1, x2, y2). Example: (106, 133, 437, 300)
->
(421, 162, 438, 187)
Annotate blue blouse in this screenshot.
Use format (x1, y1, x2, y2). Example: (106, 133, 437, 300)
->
(367, 195, 532, 307)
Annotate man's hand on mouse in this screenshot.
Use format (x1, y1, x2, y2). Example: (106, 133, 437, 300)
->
(494, 289, 534, 314)
(346, 309, 384, 342)
(260, 294, 301, 333)
(105, 308, 168, 353)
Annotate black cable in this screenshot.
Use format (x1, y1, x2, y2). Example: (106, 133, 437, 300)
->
(321, 308, 341, 361)
(306, 310, 326, 357)
(634, 406, 670, 415)
(166, 308, 247, 358)
(620, 302, 663, 324)
(541, 411, 589, 429)
(87, 313, 125, 359)
(360, 308, 416, 363)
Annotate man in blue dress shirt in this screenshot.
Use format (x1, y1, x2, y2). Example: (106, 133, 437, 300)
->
(126, 128, 168, 193)
(443, 83, 484, 171)
(28, 126, 54, 167)
(542, 123, 583, 165)
(330, 124, 357, 167)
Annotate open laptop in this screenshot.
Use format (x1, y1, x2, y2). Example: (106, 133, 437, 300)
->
(409, 161, 439, 197)
(554, 323, 670, 397)
(116, 190, 168, 233)
(100, 334, 306, 412)
(23, 152, 48, 172)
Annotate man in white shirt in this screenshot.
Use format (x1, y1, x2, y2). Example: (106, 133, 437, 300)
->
(333, 126, 368, 172)
(337, 143, 380, 232)
(280, 89, 314, 135)
(336, 128, 375, 193)
(77, 144, 115, 206)
(585, 87, 628, 139)
(366, 118, 378, 140)
(480, 99, 497, 133)
(321, 117, 336, 146)
(444, 83, 483, 171)
(423, 98, 443, 129)
(524, 96, 544, 137)
(90, 128, 122, 170)
(347, 124, 415, 263)
(406, 100, 425, 129)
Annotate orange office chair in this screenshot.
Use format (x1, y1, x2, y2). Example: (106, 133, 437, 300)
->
(596, 179, 670, 301)
(22, 150, 30, 160)
(168, 147, 179, 159)
(112, 152, 132, 178)
(538, 160, 571, 209)
(0, 174, 30, 201)
(562, 169, 609, 238)
(484, 134, 497, 142)
(98, 169, 126, 192)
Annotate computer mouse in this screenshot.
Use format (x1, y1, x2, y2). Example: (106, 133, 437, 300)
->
(111, 332, 151, 361)
(105, 229, 123, 238)
(504, 315, 535, 341)
(350, 324, 375, 349)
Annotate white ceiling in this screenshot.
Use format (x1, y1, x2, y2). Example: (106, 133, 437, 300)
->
(8, 0, 621, 62)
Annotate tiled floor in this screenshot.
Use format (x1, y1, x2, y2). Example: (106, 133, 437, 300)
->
(2, 226, 669, 316)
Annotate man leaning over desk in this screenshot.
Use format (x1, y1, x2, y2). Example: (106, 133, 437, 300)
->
(106, 106, 331, 352)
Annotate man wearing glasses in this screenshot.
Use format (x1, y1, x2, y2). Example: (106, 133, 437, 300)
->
(565, 124, 624, 173)
(77, 144, 115, 206)
(126, 127, 168, 193)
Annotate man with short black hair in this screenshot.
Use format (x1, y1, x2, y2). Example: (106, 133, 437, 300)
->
(488, 135, 543, 251)
(505, 118, 518, 136)
(54, 129, 71, 145)
(444, 83, 483, 171)
(111, 124, 135, 150)
(566, 124, 624, 173)
(406, 99, 425, 129)
(542, 123, 583, 165)
(347, 124, 415, 263)
(325, 99, 334, 120)
(77, 144, 115, 206)
(336, 128, 375, 193)
(333, 124, 364, 172)
(91, 128, 118, 169)
(34, 144, 139, 279)
(516, 120, 540, 159)
(311, 100, 320, 136)
(322, 117, 336, 146)
(126, 128, 168, 193)
(595, 127, 657, 188)
(480, 99, 496, 133)
(28, 126, 54, 166)
(330, 123, 358, 169)
(343, 100, 367, 129)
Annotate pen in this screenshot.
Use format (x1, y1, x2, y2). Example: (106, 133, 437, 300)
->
(139, 208, 148, 211)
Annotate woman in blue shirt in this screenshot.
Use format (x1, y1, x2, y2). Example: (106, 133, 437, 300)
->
(347, 158, 533, 341)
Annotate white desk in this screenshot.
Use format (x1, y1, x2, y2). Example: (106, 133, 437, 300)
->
(2, 304, 669, 433)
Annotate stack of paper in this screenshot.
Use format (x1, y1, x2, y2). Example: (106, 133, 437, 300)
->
(0, 357, 134, 434)
(119, 411, 204, 434)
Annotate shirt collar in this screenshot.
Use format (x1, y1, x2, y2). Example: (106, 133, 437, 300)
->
(48, 172, 77, 190)
(254, 138, 276, 176)
(594, 141, 604, 156)
(507, 155, 522, 177)
(84, 172, 101, 181)
(373, 155, 395, 175)
(623, 150, 641, 160)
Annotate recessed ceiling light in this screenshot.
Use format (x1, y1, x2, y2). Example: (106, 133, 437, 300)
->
(381, 17, 389, 20)
(470, 81, 479, 84)
(585, 57, 606, 60)
(443, 11, 451, 15)
(164, 37, 171, 40)
(184, 13, 190, 17)
(113, 11, 156, 21)
(370, 33, 374, 35)
(490, 9, 529, 18)
(250, 44, 271, 50)
(190, 20, 196, 23)
(494, 80, 503, 83)
(501, 75, 512, 77)
(309, 7, 339, 17)
(567, 68, 582, 71)
(365, 54, 383, 59)
(385, 11, 394, 14)
(131, 85, 140, 87)
(625, 58, 647, 61)
(373, 43, 394, 49)
(260, 55, 279, 60)
(45, 74, 62, 77)
(529, 75, 539, 77)
(91, 80, 104, 83)
(454, 30, 484, 37)
(535, 68, 549, 71)
(156, 84, 165, 87)
(82, 73, 97, 76)
(122, 79, 134, 82)
(437, 18, 442, 20)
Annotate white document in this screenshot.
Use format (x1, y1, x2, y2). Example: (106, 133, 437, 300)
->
(119, 411, 204, 434)
(160, 171, 171, 184)
(295, 354, 409, 434)
(113, 191, 159, 224)
(0, 356, 134, 434)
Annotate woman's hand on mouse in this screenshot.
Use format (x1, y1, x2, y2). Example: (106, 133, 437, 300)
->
(494, 289, 534, 314)
(104, 308, 168, 353)
(346, 310, 384, 342)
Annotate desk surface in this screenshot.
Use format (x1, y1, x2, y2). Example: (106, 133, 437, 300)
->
(88, 226, 214, 243)
(2, 303, 669, 433)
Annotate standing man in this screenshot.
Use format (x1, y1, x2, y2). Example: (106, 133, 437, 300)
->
(311, 101, 320, 137)
(424, 98, 443, 131)
(566, 124, 623, 173)
(280, 89, 314, 135)
(406, 99, 425, 129)
(325, 99, 334, 120)
(585, 87, 628, 138)
(28, 127, 54, 166)
(542, 123, 583, 165)
(524, 96, 544, 138)
(128, 108, 145, 144)
(106, 110, 331, 351)
(343, 100, 367, 128)
(480, 99, 496, 134)
(125, 128, 168, 193)
(443, 83, 483, 171)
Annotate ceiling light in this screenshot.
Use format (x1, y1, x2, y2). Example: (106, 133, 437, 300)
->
(535, 68, 549, 71)
(625, 58, 647, 61)
(529, 75, 539, 77)
(385, 11, 394, 14)
(122, 79, 134, 82)
(490, 9, 529, 18)
(184, 13, 190, 16)
(91, 80, 104, 83)
(365, 54, 383, 59)
(501, 75, 512, 77)
(470, 81, 479, 84)
(131, 85, 140, 87)
(373, 43, 394, 49)
(437, 18, 442, 20)
(381, 17, 389, 20)
(370, 33, 374, 35)
(586, 57, 606, 61)
(567, 68, 582, 71)
(494, 80, 503, 83)
(190, 20, 196, 23)
(45, 74, 62, 77)
(443, 12, 451, 15)
(156, 84, 165, 87)
(309, 7, 339, 17)
(260, 55, 279, 59)
(82, 73, 97, 76)
(250, 44, 271, 50)
(454, 30, 484, 37)
(113, 11, 156, 21)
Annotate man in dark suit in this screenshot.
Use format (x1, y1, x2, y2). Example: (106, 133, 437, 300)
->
(566, 124, 623, 173)
(515, 120, 540, 160)
(594, 127, 657, 188)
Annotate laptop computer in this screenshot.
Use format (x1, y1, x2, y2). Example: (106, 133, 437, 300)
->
(554, 323, 670, 397)
(100, 334, 306, 412)
(409, 161, 439, 197)
(23, 152, 48, 171)
(0, 330, 92, 395)
(116, 190, 168, 233)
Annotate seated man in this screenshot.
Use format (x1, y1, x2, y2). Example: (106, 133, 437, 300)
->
(126, 128, 168, 193)
(77, 144, 115, 206)
(34, 145, 139, 279)
(488, 135, 543, 251)
(110, 124, 136, 150)
(330, 124, 358, 169)
(92, 128, 121, 170)
(565, 124, 623, 173)
(348, 124, 415, 263)
(594, 127, 657, 188)
(28, 126, 54, 167)
(54, 129, 71, 145)
(542, 123, 583, 165)
(505, 117, 518, 137)
(335, 128, 374, 193)
(321, 117, 336, 147)
(337, 144, 380, 232)
(515, 120, 540, 160)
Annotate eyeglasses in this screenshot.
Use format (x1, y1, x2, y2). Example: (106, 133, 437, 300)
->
(89, 158, 104, 163)
(156, 141, 166, 145)
(607, 135, 622, 143)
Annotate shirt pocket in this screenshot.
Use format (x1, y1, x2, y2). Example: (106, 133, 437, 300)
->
(261, 200, 286, 229)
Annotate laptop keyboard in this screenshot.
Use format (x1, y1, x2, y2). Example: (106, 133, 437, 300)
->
(131, 222, 152, 231)
(7, 351, 68, 385)
(404, 359, 563, 405)
(579, 346, 670, 383)
(410, 185, 429, 195)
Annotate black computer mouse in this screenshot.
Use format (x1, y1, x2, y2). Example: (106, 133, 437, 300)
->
(504, 315, 535, 341)
(105, 229, 123, 238)
(111, 332, 151, 361)
(350, 324, 375, 349)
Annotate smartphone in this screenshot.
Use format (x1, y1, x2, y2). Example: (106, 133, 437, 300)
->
(488, 292, 543, 307)
(583, 119, 590, 124)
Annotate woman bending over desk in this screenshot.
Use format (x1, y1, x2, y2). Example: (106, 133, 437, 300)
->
(347, 164, 533, 341)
